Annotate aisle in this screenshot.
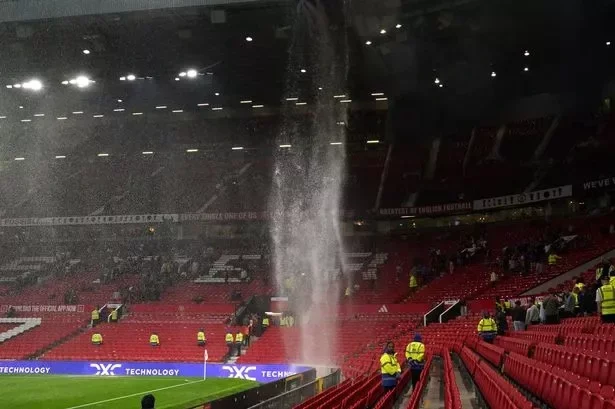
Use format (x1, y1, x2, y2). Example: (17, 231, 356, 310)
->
(453, 364, 481, 409)
(418, 358, 445, 409)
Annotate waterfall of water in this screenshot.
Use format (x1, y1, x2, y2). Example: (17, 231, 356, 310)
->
(269, 0, 349, 365)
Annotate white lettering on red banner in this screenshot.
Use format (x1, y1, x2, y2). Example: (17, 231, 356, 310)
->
(1, 305, 85, 313)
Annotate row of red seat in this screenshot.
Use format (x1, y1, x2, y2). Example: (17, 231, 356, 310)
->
(494, 336, 533, 357)
(565, 333, 615, 354)
(504, 352, 613, 409)
(442, 351, 462, 409)
(534, 343, 615, 387)
(460, 346, 536, 409)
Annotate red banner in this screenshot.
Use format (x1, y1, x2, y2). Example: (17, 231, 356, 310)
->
(130, 304, 236, 314)
(336, 303, 431, 315)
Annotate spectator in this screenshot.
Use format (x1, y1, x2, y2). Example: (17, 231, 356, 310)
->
(542, 294, 560, 324)
(379, 341, 401, 392)
(149, 332, 160, 346)
(405, 333, 425, 387)
(525, 299, 540, 326)
(495, 310, 508, 335)
(141, 394, 155, 409)
(511, 301, 526, 331)
(490, 271, 498, 287)
(563, 287, 580, 317)
(477, 312, 497, 343)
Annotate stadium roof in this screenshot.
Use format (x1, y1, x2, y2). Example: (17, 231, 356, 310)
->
(0, 0, 613, 137)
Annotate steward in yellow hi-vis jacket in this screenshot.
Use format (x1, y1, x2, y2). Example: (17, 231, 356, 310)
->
(380, 341, 401, 391)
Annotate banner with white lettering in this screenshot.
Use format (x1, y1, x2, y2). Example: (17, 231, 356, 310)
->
(0, 360, 311, 383)
(0, 305, 85, 313)
(582, 176, 615, 192)
(379, 202, 472, 217)
(473, 185, 572, 211)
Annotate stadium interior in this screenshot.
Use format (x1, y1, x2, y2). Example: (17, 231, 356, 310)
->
(1, 0, 615, 408)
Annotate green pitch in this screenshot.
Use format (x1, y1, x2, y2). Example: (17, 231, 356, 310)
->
(0, 375, 257, 409)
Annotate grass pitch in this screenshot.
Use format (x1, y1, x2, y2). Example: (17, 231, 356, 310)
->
(0, 375, 256, 409)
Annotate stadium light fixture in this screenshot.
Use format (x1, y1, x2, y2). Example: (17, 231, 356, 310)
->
(33, 113, 45, 117)
(252, 105, 264, 108)
(186, 149, 199, 153)
(142, 151, 154, 155)
(240, 100, 252, 104)
(0, 115, 6, 119)
(175, 77, 180, 81)
(75, 76, 92, 88)
(491, 71, 497, 77)
(171, 109, 184, 113)
(132, 112, 143, 116)
(396, 24, 402, 29)
(6, 85, 13, 88)
(126, 74, 136, 81)
(434, 78, 440, 84)
(300, 69, 307, 73)
(286, 97, 299, 101)
(82, 49, 90, 55)
(246, 36, 253, 42)
(439, 84, 444, 88)
(279, 144, 292, 148)
(56, 117, 67, 120)
(524, 50, 530, 56)
(20, 119, 31, 122)
(197, 103, 209, 107)
(23, 79, 43, 91)
(524, 67, 529, 72)
(72, 111, 84, 115)
(14, 157, 25, 161)
(117, 99, 123, 103)
(339, 99, 352, 103)
(380, 29, 386, 34)
(14, 83, 22, 88)
(295, 102, 307, 106)
(155, 106, 167, 109)
(318, 87, 323, 90)
(333, 95, 346, 99)
(61, 81, 69, 85)
(375, 97, 388, 101)
(371, 92, 385, 96)
(179, 72, 187, 77)
(113, 108, 125, 112)
(93, 114, 104, 118)
(330, 142, 343, 145)
(232, 146, 244, 150)
(212, 107, 223, 111)
(365, 40, 372, 45)
(607, 41, 611, 46)
(97, 153, 109, 157)
(119, 77, 126, 81)
(55, 155, 66, 159)
(214, 92, 220, 96)
(186, 69, 198, 78)
(367, 140, 380, 144)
